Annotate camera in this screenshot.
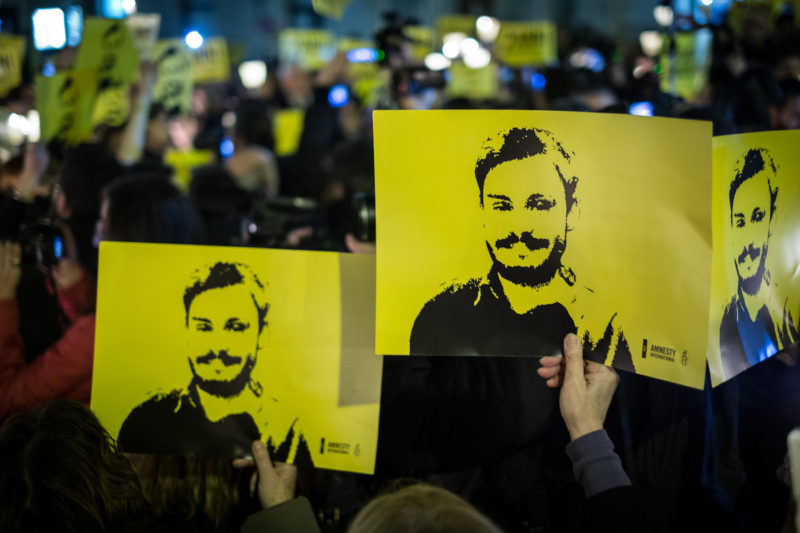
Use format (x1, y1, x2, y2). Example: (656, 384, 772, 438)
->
(18, 220, 64, 268)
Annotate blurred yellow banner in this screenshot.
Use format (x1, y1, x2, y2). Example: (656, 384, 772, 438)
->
(374, 110, 712, 389)
(35, 69, 98, 145)
(92, 243, 381, 473)
(707, 131, 800, 386)
(190, 37, 231, 84)
(0, 34, 25, 98)
(152, 39, 194, 116)
(660, 29, 713, 101)
(494, 21, 558, 67)
(273, 108, 306, 157)
(279, 29, 337, 70)
(446, 63, 499, 100)
(312, 0, 352, 20)
(437, 15, 477, 40)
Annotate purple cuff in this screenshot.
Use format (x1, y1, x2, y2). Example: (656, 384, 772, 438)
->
(566, 429, 631, 498)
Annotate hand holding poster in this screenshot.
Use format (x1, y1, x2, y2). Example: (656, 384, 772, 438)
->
(374, 110, 712, 389)
(707, 131, 800, 386)
(92, 243, 381, 474)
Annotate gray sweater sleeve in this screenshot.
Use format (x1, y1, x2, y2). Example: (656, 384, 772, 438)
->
(565, 429, 631, 498)
(241, 496, 321, 533)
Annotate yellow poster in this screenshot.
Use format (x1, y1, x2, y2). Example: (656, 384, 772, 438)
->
(273, 109, 306, 157)
(278, 29, 336, 71)
(0, 34, 25, 98)
(405, 26, 436, 62)
(437, 15, 477, 39)
(190, 37, 231, 84)
(152, 39, 194, 116)
(164, 149, 214, 190)
(312, 0, 352, 20)
(374, 110, 712, 390)
(92, 243, 382, 474)
(446, 63, 499, 100)
(707, 131, 800, 386)
(35, 69, 98, 145)
(126, 13, 161, 61)
(494, 21, 558, 67)
(660, 29, 713, 101)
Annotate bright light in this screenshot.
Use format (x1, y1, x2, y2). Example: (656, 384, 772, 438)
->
(27, 110, 41, 143)
(654, 6, 674, 27)
(442, 40, 460, 59)
(32, 8, 66, 51)
(530, 72, 546, 91)
(569, 48, 606, 73)
(629, 101, 654, 116)
(221, 111, 237, 129)
(66, 6, 83, 47)
(700, 0, 713, 6)
(639, 31, 663, 57)
(476, 16, 501, 42)
(184, 30, 204, 49)
(460, 37, 480, 56)
(42, 62, 56, 77)
(220, 138, 234, 158)
(328, 84, 349, 108)
(122, 0, 137, 15)
(7, 113, 31, 145)
(238, 60, 267, 89)
(424, 52, 451, 71)
(463, 46, 491, 69)
(346, 48, 379, 63)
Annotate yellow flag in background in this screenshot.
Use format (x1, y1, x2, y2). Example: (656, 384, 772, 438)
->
(0, 34, 25, 98)
(707, 131, 800, 386)
(152, 39, 194, 116)
(91, 243, 381, 474)
(494, 21, 558, 67)
(660, 29, 713, 101)
(405, 26, 436, 62)
(278, 29, 337, 71)
(190, 37, 231, 84)
(126, 13, 161, 61)
(437, 15, 478, 40)
(273, 109, 306, 157)
(374, 110, 712, 390)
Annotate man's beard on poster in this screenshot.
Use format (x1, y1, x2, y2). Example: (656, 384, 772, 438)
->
(487, 231, 567, 289)
(736, 241, 768, 296)
(190, 350, 256, 398)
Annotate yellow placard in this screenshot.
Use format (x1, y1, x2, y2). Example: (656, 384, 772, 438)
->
(190, 37, 231, 84)
(273, 109, 306, 157)
(312, 0, 352, 20)
(405, 26, 436, 61)
(35, 69, 99, 145)
(278, 29, 337, 71)
(660, 29, 714, 101)
(125, 13, 161, 61)
(494, 21, 558, 67)
(152, 39, 194, 116)
(91, 243, 381, 474)
(707, 131, 800, 386)
(437, 15, 477, 40)
(0, 34, 25, 98)
(374, 110, 712, 390)
(75, 17, 140, 87)
(446, 63, 499, 100)
(164, 149, 215, 190)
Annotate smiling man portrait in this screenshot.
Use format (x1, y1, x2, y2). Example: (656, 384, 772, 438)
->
(719, 148, 799, 378)
(409, 126, 635, 370)
(118, 261, 312, 463)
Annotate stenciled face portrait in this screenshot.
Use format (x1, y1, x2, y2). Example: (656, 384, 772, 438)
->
(730, 170, 772, 295)
(186, 284, 261, 396)
(482, 155, 569, 288)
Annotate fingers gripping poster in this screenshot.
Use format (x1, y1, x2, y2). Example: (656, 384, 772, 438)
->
(92, 243, 382, 474)
(708, 131, 800, 386)
(374, 110, 712, 389)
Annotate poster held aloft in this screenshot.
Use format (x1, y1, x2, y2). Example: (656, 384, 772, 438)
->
(152, 39, 194, 116)
(126, 13, 161, 61)
(659, 29, 713, 101)
(35, 69, 99, 145)
(311, 0, 352, 20)
(374, 110, 712, 390)
(190, 37, 231, 84)
(92, 243, 381, 474)
(278, 29, 337, 71)
(446, 63, 499, 100)
(707, 130, 800, 386)
(494, 21, 558, 67)
(0, 34, 25, 98)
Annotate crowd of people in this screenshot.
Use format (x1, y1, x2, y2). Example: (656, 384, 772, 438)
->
(0, 5, 799, 532)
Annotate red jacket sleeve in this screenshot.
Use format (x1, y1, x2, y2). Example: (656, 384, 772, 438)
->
(56, 269, 96, 322)
(0, 299, 95, 419)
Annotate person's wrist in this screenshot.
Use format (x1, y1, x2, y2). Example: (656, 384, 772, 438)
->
(567, 422, 603, 441)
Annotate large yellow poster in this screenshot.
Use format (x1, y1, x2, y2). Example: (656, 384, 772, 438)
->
(374, 110, 712, 389)
(707, 131, 800, 386)
(92, 243, 381, 474)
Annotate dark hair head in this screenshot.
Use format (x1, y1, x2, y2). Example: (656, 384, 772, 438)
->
(0, 400, 151, 533)
(729, 147, 779, 220)
(474, 127, 578, 213)
(347, 483, 503, 533)
(59, 143, 123, 221)
(103, 174, 202, 244)
(234, 101, 275, 151)
(183, 262, 269, 333)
